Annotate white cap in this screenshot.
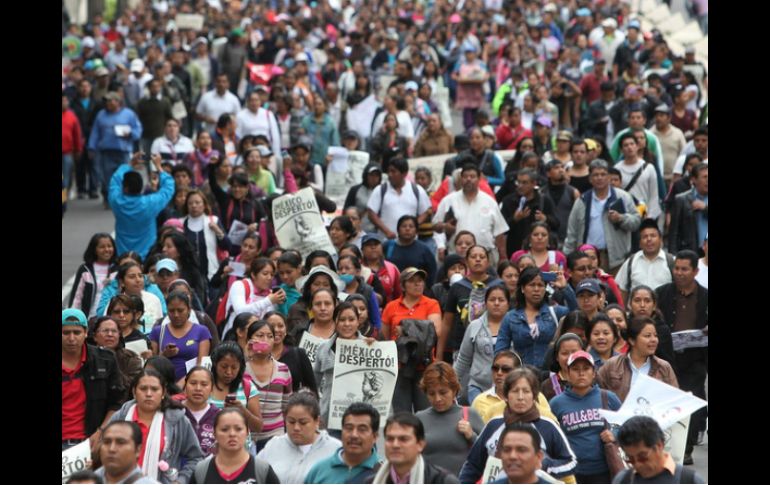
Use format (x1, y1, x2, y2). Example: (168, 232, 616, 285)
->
(130, 58, 145, 72)
(602, 18, 618, 29)
(295, 52, 309, 62)
(82, 36, 96, 49)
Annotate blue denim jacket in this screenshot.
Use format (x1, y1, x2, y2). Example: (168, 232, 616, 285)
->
(495, 304, 568, 367)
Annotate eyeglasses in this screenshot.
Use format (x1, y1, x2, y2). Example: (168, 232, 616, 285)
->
(492, 365, 514, 373)
(97, 329, 120, 335)
(110, 308, 132, 315)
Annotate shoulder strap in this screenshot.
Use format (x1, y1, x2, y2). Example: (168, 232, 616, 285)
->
(618, 468, 634, 484)
(666, 252, 675, 272)
(411, 181, 420, 216)
(159, 322, 168, 350)
(195, 455, 214, 483)
(626, 253, 634, 292)
(242, 374, 253, 399)
(242, 278, 252, 304)
(122, 471, 146, 484)
(624, 165, 645, 193)
(548, 306, 561, 345)
(386, 240, 395, 260)
(462, 405, 469, 421)
(377, 181, 388, 217)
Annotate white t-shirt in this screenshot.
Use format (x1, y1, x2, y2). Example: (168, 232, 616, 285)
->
(433, 190, 509, 251)
(235, 107, 282, 157)
(196, 89, 242, 132)
(366, 181, 431, 236)
(695, 258, 708, 289)
(615, 159, 661, 219)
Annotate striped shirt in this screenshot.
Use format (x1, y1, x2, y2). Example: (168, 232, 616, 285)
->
(246, 360, 293, 441)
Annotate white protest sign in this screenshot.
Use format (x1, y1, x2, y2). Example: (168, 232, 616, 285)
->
(299, 332, 327, 365)
(327, 146, 349, 173)
(272, 187, 337, 260)
(434, 86, 453, 130)
(229, 261, 246, 277)
(481, 456, 504, 484)
(325, 150, 370, 208)
(185, 355, 213, 374)
(125, 339, 149, 357)
(62, 439, 91, 482)
(671, 329, 708, 352)
(175, 13, 205, 30)
(378, 75, 396, 100)
(328, 339, 398, 430)
(345, 94, 379, 140)
(597, 373, 707, 465)
(227, 220, 250, 246)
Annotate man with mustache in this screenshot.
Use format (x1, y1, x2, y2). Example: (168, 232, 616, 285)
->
(304, 403, 381, 483)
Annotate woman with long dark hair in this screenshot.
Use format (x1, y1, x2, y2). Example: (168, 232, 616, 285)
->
(160, 231, 208, 306)
(69, 233, 118, 317)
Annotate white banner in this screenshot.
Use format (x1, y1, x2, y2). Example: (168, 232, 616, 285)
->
(298, 332, 328, 365)
(62, 440, 91, 482)
(345, 94, 379, 141)
(185, 356, 213, 374)
(671, 329, 708, 352)
(272, 187, 337, 260)
(434, 86, 453, 130)
(325, 150, 370, 208)
(597, 373, 707, 465)
(327, 339, 398, 430)
(481, 456, 504, 484)
(175, 13, 205, 30)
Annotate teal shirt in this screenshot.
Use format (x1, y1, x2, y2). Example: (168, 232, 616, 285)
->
(276, 284, 301, 316)
(300, 114, 340, 167)
(304, 447, 380, 484)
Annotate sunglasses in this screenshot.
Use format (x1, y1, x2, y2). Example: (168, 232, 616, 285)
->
(492, 365, 514, 373)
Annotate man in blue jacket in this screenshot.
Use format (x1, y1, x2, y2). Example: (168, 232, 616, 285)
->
(109, 152, 174, 259)
(88, 91, 143, 207)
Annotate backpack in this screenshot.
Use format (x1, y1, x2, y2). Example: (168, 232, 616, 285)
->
(624, 252, 675, 292)
(615, 465, 696, 483)
(193, 454, 272, 484)
(377, 180, 421, 218)
(214, 278, 252, 333)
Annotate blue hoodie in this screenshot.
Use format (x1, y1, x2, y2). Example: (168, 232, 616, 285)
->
(549, 384, 621, 476)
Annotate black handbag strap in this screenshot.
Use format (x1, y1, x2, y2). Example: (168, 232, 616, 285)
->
(624, 165, 645, 193)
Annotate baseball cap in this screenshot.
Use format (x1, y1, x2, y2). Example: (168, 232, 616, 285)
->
(602, 18, 618, 29)
(62, 308, 88, 327)
(400, 267, 428, 284)
(292, 137, 313, 152)
(94, 66, 110, 77)
(103, 91, 121, 102)
(556, 130, 573, 142)
(387, 31, 400, 41)
(655, 104, 671, 114)
(575, 278, 601, 295)
(627, 19, 641, 31)
(295, 265, 345, 292)
(256, 145, 273, 157)
(543, 3, 557, 13)
(82, 36, 96, 49)
(156, 258, 179, 273)
(361, 233, 384, 246)
(481, 125, 496, 138)
(463, 44, 478, 53)
(584, 138, 599, 151)
(685, 46, 696, 55)
(295, 52, 309, 62)
(576, 8, 592, 17)
(404, 80, 419, 92)
(365, 165, 383, 175)
(567, 350, 595, 367)
(130, 58, 145, 73)
(535, 115, 553, 128)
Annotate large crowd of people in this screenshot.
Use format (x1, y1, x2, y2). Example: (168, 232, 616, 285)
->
(62, 0, 708, 483)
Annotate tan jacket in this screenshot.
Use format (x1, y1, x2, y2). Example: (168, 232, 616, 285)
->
(596, 353, 679, 402)
(413, 128, 454, 157)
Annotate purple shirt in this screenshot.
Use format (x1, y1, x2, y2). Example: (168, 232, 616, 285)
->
(149, 323, 212, 380)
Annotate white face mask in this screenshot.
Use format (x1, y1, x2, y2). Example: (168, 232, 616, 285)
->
(449, 273, 464, 286)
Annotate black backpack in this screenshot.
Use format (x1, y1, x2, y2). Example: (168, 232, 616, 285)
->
(396, 319, 437, 377)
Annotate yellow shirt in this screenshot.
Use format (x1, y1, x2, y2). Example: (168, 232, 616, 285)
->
(471, 388, 557, 423)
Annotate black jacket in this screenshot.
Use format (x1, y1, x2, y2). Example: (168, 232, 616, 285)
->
(668, 189, 707, 253)
(81, 344, 126, 436)
(500, 191, 559, 256)
(71, 96, 103, 137)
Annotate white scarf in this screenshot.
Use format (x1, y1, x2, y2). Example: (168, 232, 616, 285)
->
(372, 455, 425, 484)
(127, 403, 165, 481)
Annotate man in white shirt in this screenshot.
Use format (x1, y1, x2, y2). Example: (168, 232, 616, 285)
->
(235, 90, 282, 157)
(195, 73, 241, 133)
(614, 132, 660, 220)
(124, 59, 154, 110)
(366, 157, 431, 240)
(150, 118, 195, 165)
(433, 164, 509, 266)
(615, 218, 673, 302)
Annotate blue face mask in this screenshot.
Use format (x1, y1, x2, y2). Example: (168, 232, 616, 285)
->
(339, 273, 355, 285)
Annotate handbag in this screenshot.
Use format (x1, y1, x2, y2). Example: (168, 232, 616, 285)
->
(600, 390, 629, 479)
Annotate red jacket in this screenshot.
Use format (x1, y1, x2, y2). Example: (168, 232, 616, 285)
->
(62, 109, 83, 155)
(496, 123, 532, 150)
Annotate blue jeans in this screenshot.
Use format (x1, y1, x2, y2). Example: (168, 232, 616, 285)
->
(97, 150, 131, 197)
(467, 385, 483, 406)
(62, 153, 74, 191)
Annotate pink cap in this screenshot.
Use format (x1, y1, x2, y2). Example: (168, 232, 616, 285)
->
(567, 350, 595, 367)
(449, 13, 462, 23)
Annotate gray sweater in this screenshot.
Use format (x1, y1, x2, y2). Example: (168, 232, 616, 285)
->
(453, 313, 497, 393)
(110, 401, 204, 483)
(415, 405, 485, 477)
